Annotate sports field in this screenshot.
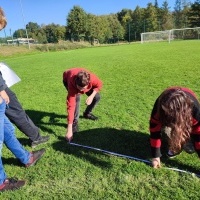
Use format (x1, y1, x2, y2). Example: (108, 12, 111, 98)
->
(1, 40, 200, 199)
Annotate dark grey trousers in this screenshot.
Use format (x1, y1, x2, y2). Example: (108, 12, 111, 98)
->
(74, 89, 101, 123)
(5, 87, 41, 142)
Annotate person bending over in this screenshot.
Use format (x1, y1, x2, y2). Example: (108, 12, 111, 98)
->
(149, 87, 199, 168)
(63, 68, 102, 142)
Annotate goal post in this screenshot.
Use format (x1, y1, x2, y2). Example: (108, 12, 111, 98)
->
(141, 30, 172, 44)
(171, 27, 200, 40)
(141, 27, 200, 44)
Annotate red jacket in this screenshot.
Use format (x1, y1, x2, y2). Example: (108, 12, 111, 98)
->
(63, 68, 102, 124)
(150, 87, 200, 158)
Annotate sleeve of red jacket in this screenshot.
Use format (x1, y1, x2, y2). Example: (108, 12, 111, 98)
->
(63, 70, 77, 124)
(190, 96, 200, 158)
(90, 73, 102, 92)
(150, 98, 162, 158)
(66, 84, 77, 124)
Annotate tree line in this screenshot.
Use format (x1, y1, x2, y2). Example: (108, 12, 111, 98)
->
(2, 0, 200, 44)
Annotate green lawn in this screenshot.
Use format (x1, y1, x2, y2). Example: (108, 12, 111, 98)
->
(1, 40, 200, 199)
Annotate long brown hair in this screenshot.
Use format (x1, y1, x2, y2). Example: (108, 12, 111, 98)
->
(158, 87, 193, 153)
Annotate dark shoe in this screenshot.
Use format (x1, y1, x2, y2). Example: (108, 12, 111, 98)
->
(0, 178, 25, 192)
(72, 122, 79, 133)
(183, 140, 195, 154)
(26, 148, 45, 167)
(31, 135, 49, 148)
(166, 150, 182, 159)
(83, 112, 98, 120)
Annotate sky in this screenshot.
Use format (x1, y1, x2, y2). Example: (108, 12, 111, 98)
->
(0, 0, 192, 38)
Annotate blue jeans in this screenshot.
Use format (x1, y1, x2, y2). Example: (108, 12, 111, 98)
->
(0, 98, 31, 184)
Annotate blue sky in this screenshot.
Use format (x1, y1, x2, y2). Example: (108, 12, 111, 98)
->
(0, 0, 192, 37)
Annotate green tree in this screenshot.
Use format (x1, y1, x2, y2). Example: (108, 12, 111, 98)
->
(144, 3, 159, 32)
(182, 0, 192, 27)
(13, 29, 26, 38)
(26, 22, 40, 42)
(106, 14, 125, 42)
(84, 14, 112, 44)
(85, 13, 95, 43)
(160, 0, 173, 30)
(117, 9, 132, 41)
(173, 0, 183, 28)
(26, 22, 40, 33)
(188, 0, 200, 27)
(67, 6, 87, 41)
(132, 6, 145, 41)
(44, 23, 65, 43)
(91, 15, 110, 43)
(36, 30, 48, 44)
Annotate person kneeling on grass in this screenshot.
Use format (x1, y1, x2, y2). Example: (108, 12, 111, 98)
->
(149, 87, 200, 168)
(0, 96, 45, 192)
(63, 68, 102, 142)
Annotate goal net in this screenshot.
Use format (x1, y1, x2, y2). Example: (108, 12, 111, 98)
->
(141, 30, 172, 43)
(141, 27, 200, 43)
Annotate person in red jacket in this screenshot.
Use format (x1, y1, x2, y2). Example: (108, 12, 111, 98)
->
(63, 68, 102, 142)
(149, 87, 199, 168)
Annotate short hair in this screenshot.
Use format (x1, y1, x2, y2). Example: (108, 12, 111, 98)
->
(0, 7, 7, 30)
(75, 70, 90, 87)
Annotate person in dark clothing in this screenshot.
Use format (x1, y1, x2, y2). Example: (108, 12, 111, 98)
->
(150, 87, 200, 168)
(0, 7, 45, 192)
(0, 7, 49, 148)
(0, 76, 49, 148)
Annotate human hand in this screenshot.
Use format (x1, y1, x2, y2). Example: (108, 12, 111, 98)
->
(65, 130, 73, 142)
(152, 157, 161, 168)
(0, 90, 9, 104)
(85, 96, 93, 105)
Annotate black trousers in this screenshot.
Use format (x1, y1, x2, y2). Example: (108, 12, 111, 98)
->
(63, 81, 101, 123)
(74, 89, 100, 123)
(5, 87, 41, 142)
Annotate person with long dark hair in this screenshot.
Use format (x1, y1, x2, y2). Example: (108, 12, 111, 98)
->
(150, 87, 199, 168)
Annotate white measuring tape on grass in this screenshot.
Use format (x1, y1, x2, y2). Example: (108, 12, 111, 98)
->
(69, 142, 200, 178)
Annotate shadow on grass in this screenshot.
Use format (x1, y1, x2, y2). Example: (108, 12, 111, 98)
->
(162, 155, 200, 177)
(25, 109, 66, 134)
(52, 127, 151, 169)
(52, 127, 200, 176)
(2, 157, 22, 167)
(158, 140, 200, 176)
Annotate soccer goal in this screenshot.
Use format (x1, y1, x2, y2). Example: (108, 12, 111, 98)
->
(141, 27, 200, 44)
(141, 30, 172, 43)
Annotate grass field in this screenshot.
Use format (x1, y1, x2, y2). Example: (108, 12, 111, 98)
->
(1, 40, 200, 199)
